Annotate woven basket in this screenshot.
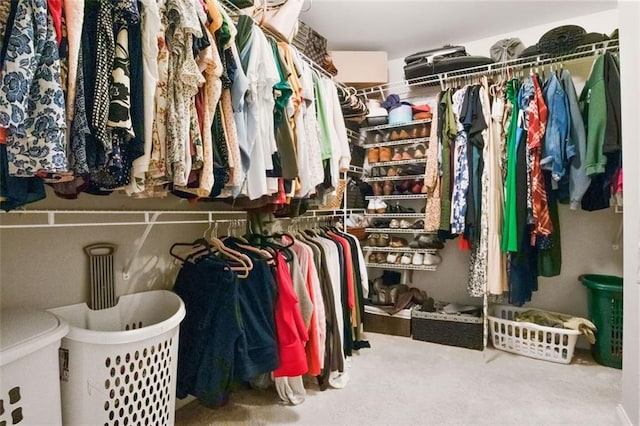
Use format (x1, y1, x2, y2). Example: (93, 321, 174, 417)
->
(347, 226, 367, 241)
(291, 21, 327, 66)
(411, 307, 483, 350)
(319, 179, 346, 210)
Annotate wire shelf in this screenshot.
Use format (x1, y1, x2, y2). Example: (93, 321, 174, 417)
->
(365, 228, 429, 234)
(359, 118, 432, 133)
(362, 137, 430, 149)
(365, 194, 428, 201)
(365, 263, 438, 271)
(358, 40, 620, 97)
(361, 246, 438, 254)
(364, 213, 424, 219)
(362, 174, 426, 182)
(369, 158, 428, 167)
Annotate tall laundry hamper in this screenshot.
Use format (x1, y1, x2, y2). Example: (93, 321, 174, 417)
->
(580, 274, 623, 369)
(0, 309, 69, 425)
(48, 290, 185, 426)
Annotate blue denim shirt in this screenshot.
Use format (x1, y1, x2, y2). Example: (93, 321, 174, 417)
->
(541, 73, 574, 181)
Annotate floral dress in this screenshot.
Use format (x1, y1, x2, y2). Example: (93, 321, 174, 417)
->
(0, 0, 68, 177)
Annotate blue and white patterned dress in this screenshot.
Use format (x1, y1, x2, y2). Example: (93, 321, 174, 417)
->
(0, 0, 68, 177)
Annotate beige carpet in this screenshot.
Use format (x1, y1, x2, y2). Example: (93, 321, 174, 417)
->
(175, 332, 622, 425)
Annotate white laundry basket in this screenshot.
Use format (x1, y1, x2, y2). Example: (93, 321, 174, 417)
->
(0, 309, 69, 425)
(48, 290, 185, 426)
(488, 305, 581, 364)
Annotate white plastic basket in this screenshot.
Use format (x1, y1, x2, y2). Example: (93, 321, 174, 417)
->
(488, 305, 580, 364)
(1, 309, 69, 425)
(48, 290, 185, 426)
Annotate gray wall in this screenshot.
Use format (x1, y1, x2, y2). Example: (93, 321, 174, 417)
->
(0, 190, 239, 310)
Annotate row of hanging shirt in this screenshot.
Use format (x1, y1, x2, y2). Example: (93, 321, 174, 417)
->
(171, 222, 369, 407)
(419, 51, 621, 306)
(0, 0, 352, 211)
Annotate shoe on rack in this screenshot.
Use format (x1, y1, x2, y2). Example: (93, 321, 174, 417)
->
(389, 219, 400, 229)
(367, 233, 380, 247)
(373, 219, 391, 228)
(368, 148, 379, 163)
(398, 129, 411, 140)
(399, 219, 412, 229)
(387, 252, 399, 264)
(399, 179, 414, 194)
(376, 199, 388, 213)
(390, 130, 402, 141)
(383, 181, 395, 195)
(400, 253, 412, 265)
(372, 182, 383, 196)
(392, 148, 403, 161)
(411, 219, 425, 229)
(387, 167, 398, 177)
(418, 125, 429, 138)
(416, 234, 445, 249)
(423, 253, 442, 266)
(402, 147, 414, 160)
(377, 233, 390, 247)
(367, 199, 378, 214)
(389, 237, 408, 248)
(379, 147, 392, 162)
(412, 253, 425, 266)
(397, 205, 415, 213)
(414, 144, 426, 159)
(371, 167, 380, 178)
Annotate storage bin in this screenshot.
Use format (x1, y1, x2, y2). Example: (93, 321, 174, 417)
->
(411, 306, 483, 350)
(48, 290, 185, 426)
(580, 274, 623, 369)
(363, 305, 411, 337)
(388, 104, 413, 125)
(488, 305, 580, 364)
(1, 309, 69, 426)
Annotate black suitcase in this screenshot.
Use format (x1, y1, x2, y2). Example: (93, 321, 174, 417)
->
(404, 45, 468, 65)
(403, 45, 494, 80)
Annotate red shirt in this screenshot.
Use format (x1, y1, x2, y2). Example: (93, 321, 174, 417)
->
(273, 253, 309, 377)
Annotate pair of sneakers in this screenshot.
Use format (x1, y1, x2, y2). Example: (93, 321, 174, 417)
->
(389, 219, 412, 229)
(367, 198, 387, 213)
(412, 252, 442, 266)
(387, 252, 413, 265)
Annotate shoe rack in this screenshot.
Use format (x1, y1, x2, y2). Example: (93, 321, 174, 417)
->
(360, 117, 442, 272)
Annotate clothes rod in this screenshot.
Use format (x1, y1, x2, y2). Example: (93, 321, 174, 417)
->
(358, 40, 619, 96)
(0, 210, 246, 229)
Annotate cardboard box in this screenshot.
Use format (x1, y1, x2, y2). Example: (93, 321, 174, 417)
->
(330, 51, 388, 88)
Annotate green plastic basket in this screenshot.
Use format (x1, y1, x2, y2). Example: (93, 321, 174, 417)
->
(580, 274, 623, 369)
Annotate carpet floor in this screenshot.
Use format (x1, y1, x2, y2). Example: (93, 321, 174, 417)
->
(175, 332, 622, 425)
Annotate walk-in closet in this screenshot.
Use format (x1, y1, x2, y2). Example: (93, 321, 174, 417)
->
(0, 0, 638, 425)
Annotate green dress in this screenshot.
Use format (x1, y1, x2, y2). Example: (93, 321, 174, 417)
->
(502, 79, 521, 252)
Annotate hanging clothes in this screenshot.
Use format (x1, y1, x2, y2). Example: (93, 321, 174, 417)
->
(486, 82, 508, 296)
(0, 0, 68, 177)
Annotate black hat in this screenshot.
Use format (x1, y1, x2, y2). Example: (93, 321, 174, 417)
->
(537, 25, 587, 55)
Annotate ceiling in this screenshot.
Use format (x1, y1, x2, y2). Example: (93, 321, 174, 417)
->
(299, 0, 618, 59)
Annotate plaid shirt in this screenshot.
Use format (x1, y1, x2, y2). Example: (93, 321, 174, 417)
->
(527, 76, 553, 247)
